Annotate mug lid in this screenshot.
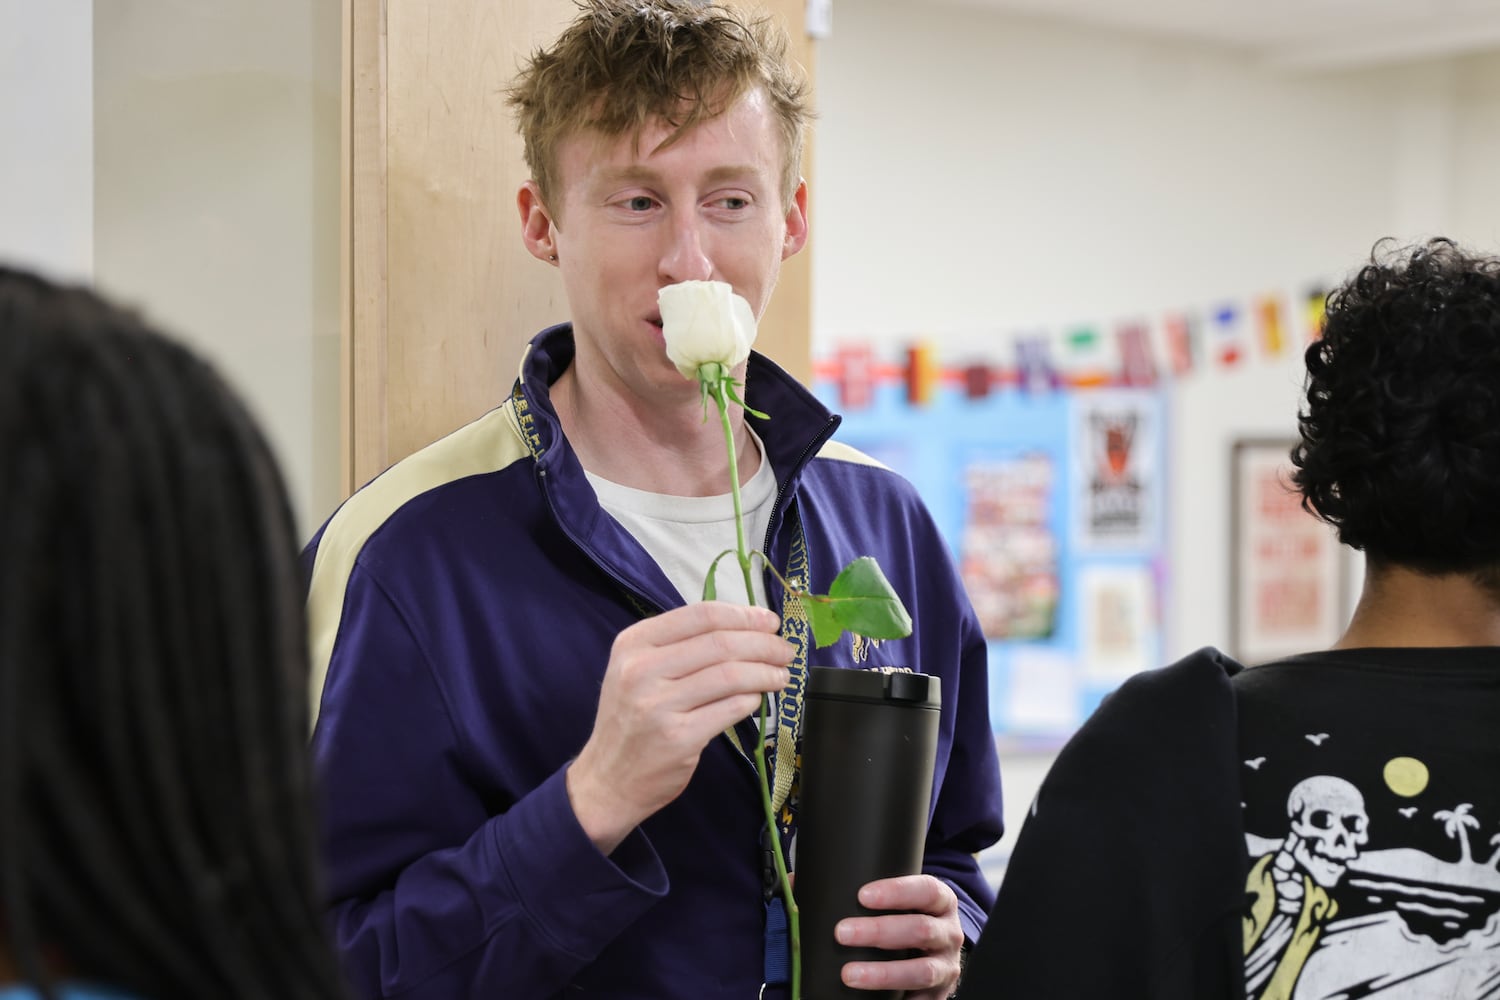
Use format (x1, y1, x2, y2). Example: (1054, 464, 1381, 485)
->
(807, 666, 941, 708)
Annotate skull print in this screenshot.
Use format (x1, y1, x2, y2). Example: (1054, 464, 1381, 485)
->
(1287, 775, 1370, 888)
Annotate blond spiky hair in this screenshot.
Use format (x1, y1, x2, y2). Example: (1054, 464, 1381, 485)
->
(507, 0, 811, 210)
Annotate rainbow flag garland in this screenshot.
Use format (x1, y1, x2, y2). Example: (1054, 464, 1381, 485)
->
(811, 282, 1332, 408)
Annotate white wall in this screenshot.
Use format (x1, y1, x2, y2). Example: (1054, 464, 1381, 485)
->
(814, 2, 1500, 657)
(812, 1, 1500, 846)
(92, 0, 342, 537)
(0, 0, 93, 281)
(1453, 54, 1500, 246)
(816, 2, 1380, 347)
(0, 0, 338, 537)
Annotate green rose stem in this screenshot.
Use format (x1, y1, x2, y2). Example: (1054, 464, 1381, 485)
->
(710, 374, 758, 607)
(702, 362, 801, 1000)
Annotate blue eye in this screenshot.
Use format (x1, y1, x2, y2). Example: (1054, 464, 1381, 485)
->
(628, 196, 654, 211)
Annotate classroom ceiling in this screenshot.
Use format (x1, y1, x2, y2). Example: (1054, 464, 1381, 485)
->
(918, 0, 1500, 70)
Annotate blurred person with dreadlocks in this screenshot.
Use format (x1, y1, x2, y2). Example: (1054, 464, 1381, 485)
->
(958, 237, 1500, 1000)
(301, 1, 1003, 997)
(0, 266, 348, 1000)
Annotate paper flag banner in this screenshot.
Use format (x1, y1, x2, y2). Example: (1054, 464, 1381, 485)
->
(1305, 287, 1329, 343)
(1211, 303, 1244, 368)
(1255, 296, 1286, 357)
(1162, 312, 1196, 375)
(963, 363, 994, 400)
(1066, 326, 1098, 354)
(1116, 321, 1158, 387)
(905, 341, 938, 406)
(1015, 335, 1059, 394)
(1061, 325, 1111, 387)
(835, 343, 875, 410)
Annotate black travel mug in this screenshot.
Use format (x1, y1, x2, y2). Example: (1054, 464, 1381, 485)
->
(795, 666, 941, 1000)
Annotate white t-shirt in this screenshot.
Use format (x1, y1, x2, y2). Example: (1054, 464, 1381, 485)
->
(585, 429, 777, 609)
(586, 431, 781, 733)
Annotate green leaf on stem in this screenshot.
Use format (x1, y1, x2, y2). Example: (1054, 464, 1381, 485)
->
(804, 556, 914, 649)
(701, 548, 740, 601)
(722, 378, 770, 421)
(698, 378, 714, 422)
(805, 600, 843, 649)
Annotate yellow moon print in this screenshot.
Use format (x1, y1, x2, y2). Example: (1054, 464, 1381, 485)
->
(1384, 757, 1429, 797)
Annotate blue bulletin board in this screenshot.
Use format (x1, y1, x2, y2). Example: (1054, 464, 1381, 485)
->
(812, 380, 1169, 752)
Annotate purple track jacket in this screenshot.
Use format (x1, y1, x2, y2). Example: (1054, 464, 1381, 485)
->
(304, 325, 1004, 998)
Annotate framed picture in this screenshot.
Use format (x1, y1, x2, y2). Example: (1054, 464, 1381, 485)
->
(1230, 439, 1347, 664)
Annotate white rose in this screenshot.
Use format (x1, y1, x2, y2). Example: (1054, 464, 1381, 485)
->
(658, 280, 758, 381)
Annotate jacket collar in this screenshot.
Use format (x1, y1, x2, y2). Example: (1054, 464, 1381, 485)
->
(512, 323, 840, 610)
(516, 322, 839, 492)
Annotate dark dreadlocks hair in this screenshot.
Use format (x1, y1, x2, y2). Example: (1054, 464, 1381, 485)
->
(1291, 237, 1500, 589)
(0, 266, 347, 999)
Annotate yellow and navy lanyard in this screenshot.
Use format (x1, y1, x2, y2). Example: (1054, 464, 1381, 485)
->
(723, 504, 810, 847)
(723, 508, 809, 992)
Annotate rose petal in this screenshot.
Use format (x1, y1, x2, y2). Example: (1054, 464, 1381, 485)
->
(659, 280, 758, 381)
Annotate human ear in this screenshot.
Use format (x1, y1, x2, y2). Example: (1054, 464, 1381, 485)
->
(781, 178, 809, 260)
(518, 181, 561, 264)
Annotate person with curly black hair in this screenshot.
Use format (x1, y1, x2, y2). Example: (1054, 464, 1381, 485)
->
(1295, 237, 1500, 589)
(0, 266, 349, 1000)
(958, 238, 1500, 1000)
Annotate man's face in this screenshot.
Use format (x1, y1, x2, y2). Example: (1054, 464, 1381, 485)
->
(534, 89, 807, 404)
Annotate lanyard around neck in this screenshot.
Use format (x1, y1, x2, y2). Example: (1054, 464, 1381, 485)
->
(725, 505, 809, 843)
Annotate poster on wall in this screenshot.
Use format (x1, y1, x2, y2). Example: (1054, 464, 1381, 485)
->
(1072, 389, 1160, 552)
(958, 452, 1060, 642)
(1230, 439, 1346, 664)
(1078, 563, 1154, 684)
